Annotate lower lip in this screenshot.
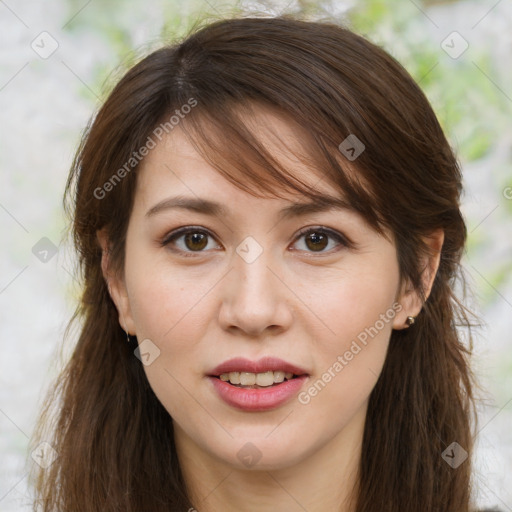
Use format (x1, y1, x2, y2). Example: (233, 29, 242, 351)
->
(208, 375, 308, 411)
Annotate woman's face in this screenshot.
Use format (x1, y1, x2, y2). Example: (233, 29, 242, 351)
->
(109, 110, 410, 472)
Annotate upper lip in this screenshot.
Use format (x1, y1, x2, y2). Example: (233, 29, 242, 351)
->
(209, 357, 309, 376)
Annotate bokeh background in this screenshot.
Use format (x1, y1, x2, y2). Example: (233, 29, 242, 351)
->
(0, 0, 511, 510)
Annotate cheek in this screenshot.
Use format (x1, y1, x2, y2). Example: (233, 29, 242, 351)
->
(297, 263, 399, 411)
(123, 255, 219, 415)
(323, 285, 396, 349)
(126, 276, 204, 419)
(305, 258, 399, 345)
(126, 257, 215, 344)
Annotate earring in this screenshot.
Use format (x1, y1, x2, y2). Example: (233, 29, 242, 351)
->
(121, 314, 138, 349)
(126, 331, 138, 349)
(406, 316, 416, 327)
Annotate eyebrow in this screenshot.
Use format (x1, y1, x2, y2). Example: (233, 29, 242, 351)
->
(145, 195, 355, 221)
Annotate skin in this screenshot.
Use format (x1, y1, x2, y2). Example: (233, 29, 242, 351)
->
(99, 109, 443, 511)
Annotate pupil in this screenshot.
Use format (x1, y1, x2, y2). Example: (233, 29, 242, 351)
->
(185, 232, 207, 251)
(306, 232, 328, 251)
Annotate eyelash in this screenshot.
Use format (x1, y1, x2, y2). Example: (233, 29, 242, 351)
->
(160, 226, 351, 257)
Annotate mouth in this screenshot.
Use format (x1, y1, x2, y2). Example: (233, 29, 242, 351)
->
(208, 356, 309, 385)
(212, 370, 304, 389)
(207, 357, 309, 411)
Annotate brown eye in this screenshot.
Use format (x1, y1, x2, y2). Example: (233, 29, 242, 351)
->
(305, 232, 329, 252)
(183, 232, 208, 251)
(293, 227, 349, 254)
(161, 227, 220, 255)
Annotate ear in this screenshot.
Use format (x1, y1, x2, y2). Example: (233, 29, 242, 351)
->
(392, 229, 444, 330)
(97, 228, 137, 335)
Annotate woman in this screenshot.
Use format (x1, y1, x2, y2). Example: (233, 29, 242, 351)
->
(30, 14, 490, 512)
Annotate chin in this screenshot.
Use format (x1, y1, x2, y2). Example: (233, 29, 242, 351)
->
(210, 430, 314, 472)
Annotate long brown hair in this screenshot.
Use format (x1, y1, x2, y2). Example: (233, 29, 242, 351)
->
(30, 15, 481, 511)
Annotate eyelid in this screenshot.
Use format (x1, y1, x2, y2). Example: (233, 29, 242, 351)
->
(293, 225, 353, 250)
(160, 226, 220, 250)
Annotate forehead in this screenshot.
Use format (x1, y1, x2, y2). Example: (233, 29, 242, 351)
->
(136, 109, 341, 203)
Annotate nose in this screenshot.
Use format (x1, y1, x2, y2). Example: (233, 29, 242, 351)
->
(217, 247, 293, 338)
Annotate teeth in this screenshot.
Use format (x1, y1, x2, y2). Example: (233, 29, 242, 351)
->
(273, 371, 285, 383)
(218, 370, 297, 386)
(256, 371, 274, 387)
(228, 372, 240, 385)
(240, 372, 256, 386)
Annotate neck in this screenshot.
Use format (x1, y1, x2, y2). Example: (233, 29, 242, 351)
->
(175, 404, 366, 512)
